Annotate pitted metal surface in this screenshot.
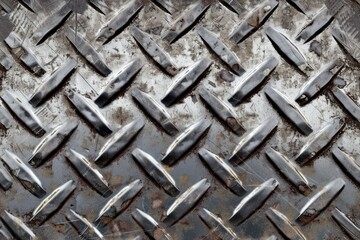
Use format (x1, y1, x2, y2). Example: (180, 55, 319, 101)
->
(0, 0, 360, 239)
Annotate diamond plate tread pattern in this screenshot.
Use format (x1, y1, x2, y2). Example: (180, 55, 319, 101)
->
(0, 0, 360, 239)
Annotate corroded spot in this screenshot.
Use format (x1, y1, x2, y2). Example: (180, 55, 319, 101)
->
(132, 208, 172, 240)
(296, 7, 334, 43)
(96, 0, 143, 44)
(198, 148, 246, 196)
(297, 178, 345, 224)
(295, 59, 344, 106)
(230, 0, 279, 43)
(5, 32, 46, 76)
(198, 86, 245, 135)
(265, 148, 311, 194)
(265, 86, 313, 135)
(197, 26, 245, 76)
(2, 150, 46, 198)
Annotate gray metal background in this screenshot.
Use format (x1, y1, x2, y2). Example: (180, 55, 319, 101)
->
(0, 0, 360, 239)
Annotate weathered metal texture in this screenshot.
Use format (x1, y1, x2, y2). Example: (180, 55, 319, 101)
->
(0, 0, 360, 239)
